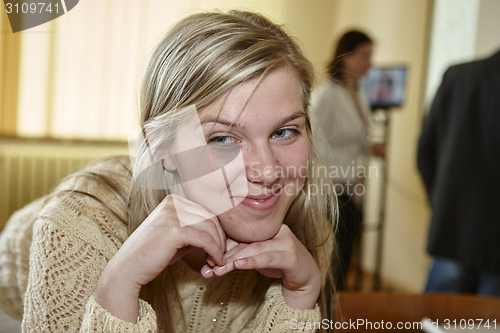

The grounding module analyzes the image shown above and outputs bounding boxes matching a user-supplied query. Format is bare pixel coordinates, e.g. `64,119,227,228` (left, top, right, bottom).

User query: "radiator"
0,139,129,230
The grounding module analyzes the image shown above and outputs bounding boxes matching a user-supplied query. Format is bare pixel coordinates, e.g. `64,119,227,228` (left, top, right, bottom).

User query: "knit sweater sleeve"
22,213,157,332
243,282,321,333
80,296,156,332
22,214,102,332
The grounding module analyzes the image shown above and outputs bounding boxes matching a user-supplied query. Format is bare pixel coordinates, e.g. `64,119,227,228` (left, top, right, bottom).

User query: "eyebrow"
276,111,306,128
200,116,243,128
200,111,306,130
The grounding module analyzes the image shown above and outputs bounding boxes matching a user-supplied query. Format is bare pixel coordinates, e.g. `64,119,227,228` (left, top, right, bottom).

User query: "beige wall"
282,0,338,84
476,0,500,58
195,0,339,83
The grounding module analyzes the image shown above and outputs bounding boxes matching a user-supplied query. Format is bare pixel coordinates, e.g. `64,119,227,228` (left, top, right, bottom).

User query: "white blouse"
310,80,371,184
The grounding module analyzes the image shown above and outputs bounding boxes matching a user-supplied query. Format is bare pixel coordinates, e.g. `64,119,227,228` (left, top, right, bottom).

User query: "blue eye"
272,128,299,140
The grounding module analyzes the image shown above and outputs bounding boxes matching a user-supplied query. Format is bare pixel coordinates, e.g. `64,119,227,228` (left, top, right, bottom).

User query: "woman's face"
169,65,310,243
342,42,373,77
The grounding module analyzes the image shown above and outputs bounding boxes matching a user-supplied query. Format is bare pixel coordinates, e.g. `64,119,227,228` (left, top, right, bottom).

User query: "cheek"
342,56,354,71
284,140,310,182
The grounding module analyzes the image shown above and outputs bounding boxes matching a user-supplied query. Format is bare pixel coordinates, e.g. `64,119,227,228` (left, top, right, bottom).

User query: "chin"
220,215,283,243
227,229,279,243
217,193,295,243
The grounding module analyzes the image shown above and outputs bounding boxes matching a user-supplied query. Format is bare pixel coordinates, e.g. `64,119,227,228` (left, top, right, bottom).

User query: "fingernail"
234,258,246,267
213,265,226,274
201,265,213,277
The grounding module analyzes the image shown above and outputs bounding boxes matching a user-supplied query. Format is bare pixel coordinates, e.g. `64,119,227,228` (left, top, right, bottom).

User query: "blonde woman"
0,10,336,332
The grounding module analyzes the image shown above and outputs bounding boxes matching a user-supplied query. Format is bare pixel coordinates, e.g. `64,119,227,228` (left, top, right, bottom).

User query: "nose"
245,142,280,186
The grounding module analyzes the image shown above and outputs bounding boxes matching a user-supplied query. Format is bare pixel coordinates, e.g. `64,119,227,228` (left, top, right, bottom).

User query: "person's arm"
22,218,158,332
357,89,386,159
211,224,323,332
0,197,45,321
241,282,321,333
21,194,159,332
80,295,157,332
92,194,226,324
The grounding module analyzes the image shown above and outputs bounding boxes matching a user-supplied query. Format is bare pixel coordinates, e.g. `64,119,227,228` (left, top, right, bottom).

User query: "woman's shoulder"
52,155,131,208
53,155,132,194
35,155,133,257
83,155,132,174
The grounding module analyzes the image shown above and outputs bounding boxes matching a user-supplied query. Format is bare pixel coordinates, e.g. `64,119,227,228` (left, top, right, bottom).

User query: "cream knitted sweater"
0,156,324,332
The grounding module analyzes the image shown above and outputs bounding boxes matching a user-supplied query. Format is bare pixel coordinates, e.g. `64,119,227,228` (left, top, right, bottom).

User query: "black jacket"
418,49,500,274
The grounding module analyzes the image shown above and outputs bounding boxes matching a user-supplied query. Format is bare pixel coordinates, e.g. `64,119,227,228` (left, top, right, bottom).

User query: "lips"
238,187,282,211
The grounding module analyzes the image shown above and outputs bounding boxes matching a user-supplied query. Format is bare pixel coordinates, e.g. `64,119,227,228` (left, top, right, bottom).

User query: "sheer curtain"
16,0,207,140
13,0,313,140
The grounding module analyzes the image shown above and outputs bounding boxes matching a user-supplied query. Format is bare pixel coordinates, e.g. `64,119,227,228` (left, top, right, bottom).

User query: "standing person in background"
418,49,500,296
310,30,385,290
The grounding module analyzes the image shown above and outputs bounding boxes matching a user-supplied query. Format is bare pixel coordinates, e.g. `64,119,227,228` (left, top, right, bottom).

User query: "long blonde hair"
127,10,337,332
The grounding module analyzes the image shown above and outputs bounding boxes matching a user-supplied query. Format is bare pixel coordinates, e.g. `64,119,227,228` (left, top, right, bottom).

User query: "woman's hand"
207,224,321,310
95,194,226,323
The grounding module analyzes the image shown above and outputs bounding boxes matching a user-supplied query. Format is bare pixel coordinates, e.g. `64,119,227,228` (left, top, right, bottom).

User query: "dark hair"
326,30,372,80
